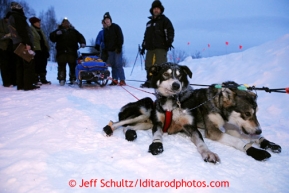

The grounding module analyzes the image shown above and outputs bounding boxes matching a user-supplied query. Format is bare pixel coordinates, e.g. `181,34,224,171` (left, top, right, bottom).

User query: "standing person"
94,20,108,62
49,18,86,85
140,0,175,88
29,16,51,85
8,2,39,91
103,12,126,86
0,12,16,87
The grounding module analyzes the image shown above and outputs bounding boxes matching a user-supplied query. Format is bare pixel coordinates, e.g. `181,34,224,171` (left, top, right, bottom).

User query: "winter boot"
140,80,151,88
140,73,152,88
58,71,66,86
67,72,77,84
67,78,77,85
59,80,66,86
119,80,126,86
109,79,118,86
35,74,42,86
40,73,51,85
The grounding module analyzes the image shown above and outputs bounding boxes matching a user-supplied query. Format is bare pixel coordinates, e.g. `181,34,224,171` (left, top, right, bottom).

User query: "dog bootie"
148,142,164,155
103,125,113,136
246,147,271,161
125,129,137,141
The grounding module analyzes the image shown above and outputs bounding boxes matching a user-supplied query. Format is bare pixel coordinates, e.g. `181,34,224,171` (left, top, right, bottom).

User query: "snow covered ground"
0,34,288,193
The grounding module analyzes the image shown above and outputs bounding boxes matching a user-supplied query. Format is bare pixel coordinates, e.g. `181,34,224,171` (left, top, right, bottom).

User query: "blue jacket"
95,29,105,50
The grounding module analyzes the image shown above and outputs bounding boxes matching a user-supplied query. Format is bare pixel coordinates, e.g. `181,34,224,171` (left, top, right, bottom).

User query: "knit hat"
10,2,23,10
61,17,70,24
103,12,112,21
150,0,165,15
29,17,41,24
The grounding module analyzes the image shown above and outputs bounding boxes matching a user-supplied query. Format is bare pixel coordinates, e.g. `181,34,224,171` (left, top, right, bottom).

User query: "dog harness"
163,111,172,132
156,93,180,133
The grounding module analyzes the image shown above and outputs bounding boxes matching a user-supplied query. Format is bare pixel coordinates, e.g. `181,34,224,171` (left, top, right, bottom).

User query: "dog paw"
202,151,221,164
103,125,113,136
148,142,163,155
246,147,271,161
125,129,137,141
260,139,282,153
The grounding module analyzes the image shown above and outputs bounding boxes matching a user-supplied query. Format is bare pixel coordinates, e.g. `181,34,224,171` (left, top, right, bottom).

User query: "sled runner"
75,53,110,88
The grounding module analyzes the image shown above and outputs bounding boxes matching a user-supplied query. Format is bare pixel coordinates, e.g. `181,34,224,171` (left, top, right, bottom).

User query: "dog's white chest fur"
162,100,175,111
158,101,193,134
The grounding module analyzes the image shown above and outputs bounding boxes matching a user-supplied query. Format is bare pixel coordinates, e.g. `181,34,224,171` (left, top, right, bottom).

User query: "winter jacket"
95,29,105,50
49,25,86,57
8,9,33,47
0,18,11,50
142,14,174,51
30,25,50,51
103,23,123,52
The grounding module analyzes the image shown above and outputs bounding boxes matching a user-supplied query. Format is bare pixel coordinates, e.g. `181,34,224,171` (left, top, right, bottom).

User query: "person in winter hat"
140,0,175,88
8,2,40,91
10,2,23,10
0,11,16,87
102,12,126,86
49,18,86,85
29,16,51,85
103,12,112,22
149,0,165,15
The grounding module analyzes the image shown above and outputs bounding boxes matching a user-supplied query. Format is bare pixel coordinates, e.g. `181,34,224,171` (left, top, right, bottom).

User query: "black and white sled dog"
148,62,221,163
103,62,220,163
103,97,154,141
191,81,281,161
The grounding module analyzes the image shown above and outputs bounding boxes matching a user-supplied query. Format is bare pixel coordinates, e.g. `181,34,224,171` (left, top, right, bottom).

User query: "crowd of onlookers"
0,0,175,90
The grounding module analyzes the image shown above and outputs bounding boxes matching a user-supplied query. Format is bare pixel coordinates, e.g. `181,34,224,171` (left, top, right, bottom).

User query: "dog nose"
255,128,262,135
172,82,180,90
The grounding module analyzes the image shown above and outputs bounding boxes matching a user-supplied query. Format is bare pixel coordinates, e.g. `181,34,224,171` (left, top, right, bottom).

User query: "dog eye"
245,112,251,117
163,72,170,78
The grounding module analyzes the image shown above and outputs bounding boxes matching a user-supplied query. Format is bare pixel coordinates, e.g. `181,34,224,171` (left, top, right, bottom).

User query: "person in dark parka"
8,2,39,91
50,18,86,85
103,12,126,86
140,0,175,88
0,11,16,87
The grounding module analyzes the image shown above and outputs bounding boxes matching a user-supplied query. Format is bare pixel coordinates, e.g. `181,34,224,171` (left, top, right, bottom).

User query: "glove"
115,47,122,54
56,30,62,35
140,47,145,55
80,44,86,48
169,45,175,50
94,44,100,51
166,40,174,50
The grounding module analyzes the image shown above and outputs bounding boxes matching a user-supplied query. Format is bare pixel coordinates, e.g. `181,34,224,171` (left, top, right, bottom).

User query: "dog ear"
248,91,257,100
180,65,193,78
221,88,235,107
149,65,160,76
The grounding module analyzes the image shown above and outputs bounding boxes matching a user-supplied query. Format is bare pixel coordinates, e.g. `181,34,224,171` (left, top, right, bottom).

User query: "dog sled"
75,53,110,88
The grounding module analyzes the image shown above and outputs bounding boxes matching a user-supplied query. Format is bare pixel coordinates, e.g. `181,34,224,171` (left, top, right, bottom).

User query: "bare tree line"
1,0,58,61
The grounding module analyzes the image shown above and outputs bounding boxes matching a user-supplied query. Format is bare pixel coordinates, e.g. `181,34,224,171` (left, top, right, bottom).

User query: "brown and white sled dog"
191,81,281,161
148,62,220,163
